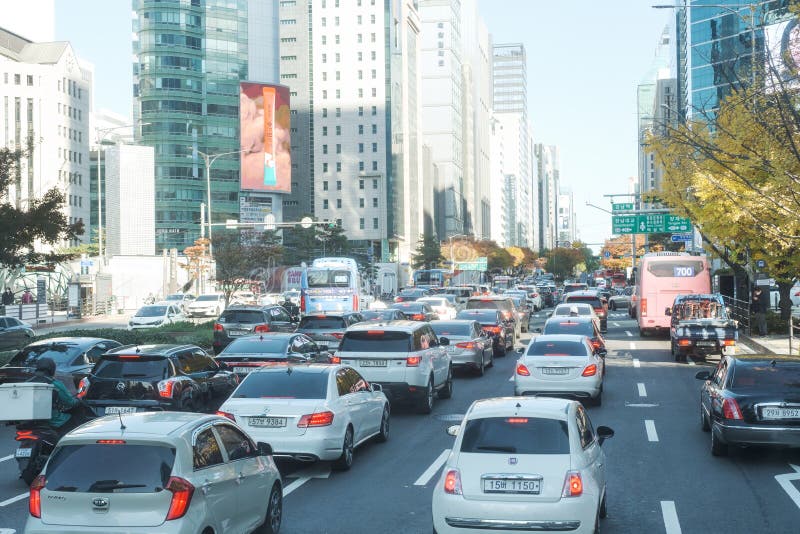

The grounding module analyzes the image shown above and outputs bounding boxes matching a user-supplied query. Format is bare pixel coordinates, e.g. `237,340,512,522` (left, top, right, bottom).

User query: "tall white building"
489,116,507,246
104,144,155,256
0,27,93,246
535,143,559,250
557,187,576,245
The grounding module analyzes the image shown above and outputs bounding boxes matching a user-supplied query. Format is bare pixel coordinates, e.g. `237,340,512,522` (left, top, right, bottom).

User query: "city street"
2,311,800,533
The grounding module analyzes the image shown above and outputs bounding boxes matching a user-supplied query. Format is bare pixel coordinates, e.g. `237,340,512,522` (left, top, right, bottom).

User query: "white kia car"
432,397,614,534
128,304,185,330
186,293,225,317
514,334,605,406
217,364,390,470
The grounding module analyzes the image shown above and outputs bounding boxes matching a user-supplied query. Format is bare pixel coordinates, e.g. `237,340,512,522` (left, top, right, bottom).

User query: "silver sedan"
431,320,494,376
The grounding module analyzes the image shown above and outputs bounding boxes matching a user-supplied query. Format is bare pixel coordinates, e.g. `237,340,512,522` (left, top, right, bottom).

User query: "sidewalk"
28,312,129,332
739,333,800,356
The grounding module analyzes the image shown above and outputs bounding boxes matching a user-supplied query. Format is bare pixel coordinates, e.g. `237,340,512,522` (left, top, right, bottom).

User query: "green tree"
411,234,444,269
0,145,83,268
212,233,258,306
544,247,583,282
317,222,349,256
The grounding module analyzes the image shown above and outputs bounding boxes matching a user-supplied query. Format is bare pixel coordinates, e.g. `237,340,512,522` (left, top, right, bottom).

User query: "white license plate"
360,359,388,367
483,478,541,494
234,366,256,374
762,407,800,420
541,367,569,375
696,341,717,347
105,406,137,414
229,330,248,336
249,417,287,428
15,448,32,458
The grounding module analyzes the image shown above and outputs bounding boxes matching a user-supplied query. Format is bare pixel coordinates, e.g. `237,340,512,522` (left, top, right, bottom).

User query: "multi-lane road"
1,310,799,533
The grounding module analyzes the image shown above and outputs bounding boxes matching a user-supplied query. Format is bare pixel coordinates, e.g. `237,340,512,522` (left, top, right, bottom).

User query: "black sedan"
390,302,438,322
0,337,122,393
0,316,34,351
215,333,332,379
455,309,514,357
696,354,800,456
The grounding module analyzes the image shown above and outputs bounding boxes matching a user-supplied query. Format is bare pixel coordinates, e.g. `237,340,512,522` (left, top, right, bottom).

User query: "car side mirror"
596,348,607,357
257,442,273,456
516,347,525,353
371,383,383,393
695,371,711,381
596,426,614,445
665,307,672,316
533,327,542,333
439,336,450,346
446,425,460,437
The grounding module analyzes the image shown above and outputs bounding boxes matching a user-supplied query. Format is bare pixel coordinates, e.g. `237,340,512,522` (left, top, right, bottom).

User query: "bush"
32,323,215,351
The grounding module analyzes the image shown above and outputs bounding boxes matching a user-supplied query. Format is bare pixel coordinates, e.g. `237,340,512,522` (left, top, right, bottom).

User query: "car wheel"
610,302,616,311
487,350,494,368
417,377,435,414
333,426,355,470
590,392,602,407
438,367,453,399
255,482,282,534
475,354,485,377
710,426,728,456
376,406,390,442
599,491,607,518
700,404,710,432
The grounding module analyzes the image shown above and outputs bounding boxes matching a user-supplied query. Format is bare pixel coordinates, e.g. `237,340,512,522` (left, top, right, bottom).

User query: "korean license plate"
15,448,32,458
105,406,137,415
483,478,540,494
360,359,388,367
762,407,800,420
248,417,287,428
229,330,248,336
541,367,569,375
233,367,256,374
696,341,717,347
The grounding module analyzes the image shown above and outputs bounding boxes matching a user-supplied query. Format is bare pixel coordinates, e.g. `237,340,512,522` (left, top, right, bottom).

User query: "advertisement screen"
240,82,291,193
765,20,800,93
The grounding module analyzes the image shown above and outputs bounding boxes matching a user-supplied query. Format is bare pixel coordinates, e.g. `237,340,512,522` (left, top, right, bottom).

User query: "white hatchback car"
432,397,614,534
128,304,186,330
218,364,390,470
514,335,605,406
25,412,283,534
186,293,225,318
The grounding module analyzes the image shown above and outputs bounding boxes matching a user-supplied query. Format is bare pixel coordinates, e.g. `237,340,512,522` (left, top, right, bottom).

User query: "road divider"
660,500,682,534
414,449,450,486
645,420,659,442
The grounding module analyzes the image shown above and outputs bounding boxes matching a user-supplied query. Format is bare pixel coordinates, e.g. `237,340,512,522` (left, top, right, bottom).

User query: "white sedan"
418,297,458,320
432,396,614,534
217,364,390,470
127,304,185,330
186,293,225,317
514,334,605,406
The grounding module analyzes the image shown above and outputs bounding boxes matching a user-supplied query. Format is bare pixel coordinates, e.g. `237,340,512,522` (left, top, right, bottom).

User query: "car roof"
24,337,116,347
731,354,800,364
230,332,296,340
468,295,509,300
565,290,600,297
673,294,723,302
467,396,575,420
347,320,424,333
555,302,593,309
223,305,270,311
62,412,224,440
105,344,198,356
430,320,478,327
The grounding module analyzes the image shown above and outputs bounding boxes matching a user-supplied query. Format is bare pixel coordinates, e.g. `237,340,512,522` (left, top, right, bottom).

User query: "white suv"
334,321,453,413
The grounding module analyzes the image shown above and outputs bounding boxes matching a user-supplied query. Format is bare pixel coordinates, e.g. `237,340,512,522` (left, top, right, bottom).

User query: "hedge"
31,321,216,351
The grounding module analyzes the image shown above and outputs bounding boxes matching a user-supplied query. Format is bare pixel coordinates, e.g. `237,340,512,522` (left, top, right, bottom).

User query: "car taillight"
329,355,341,364
406,355,422,366
300,294,306,312
15,430,37,441
723,339,735,347
331,332,344,339
158,378,180,399
30,475,45,518
591,339,601,349
213,323,224,332
165,476,195,521
582,364,598,377
254,324,271,333
484,326,501,335
216,410,235,421
594,308,605,316
411,314,425,320
455,342,475,349
394,296,402,302
297,411,335,427
76,377,90,399
516,363,530,376
640,298,647,317
722,398,743,420
96,439,126,444
562,471,583,497
677,338,692,347
443,469,462,495
353,294,359,311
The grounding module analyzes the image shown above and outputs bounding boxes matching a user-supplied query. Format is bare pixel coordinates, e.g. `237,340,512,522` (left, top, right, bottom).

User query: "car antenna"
771,359,777,367
135,346,141,353
286,366,293,375
118,412,127,431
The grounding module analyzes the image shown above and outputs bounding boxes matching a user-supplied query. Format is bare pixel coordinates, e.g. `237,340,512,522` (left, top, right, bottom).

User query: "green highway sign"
612,203,634,211
454,257,488,271
665,214,692,232
612,215,637,234
612,214,693,235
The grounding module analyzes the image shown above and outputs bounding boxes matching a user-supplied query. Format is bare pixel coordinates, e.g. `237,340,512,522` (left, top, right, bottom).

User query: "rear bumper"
514,377,602,399
449,349,485,368
716,421,800,448
371,381,425,403
25,517,202,534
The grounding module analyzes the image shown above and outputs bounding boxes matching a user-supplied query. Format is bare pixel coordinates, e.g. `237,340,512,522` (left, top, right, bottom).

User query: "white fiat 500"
514,335,606,406
432,397,614,534
217,364,390,470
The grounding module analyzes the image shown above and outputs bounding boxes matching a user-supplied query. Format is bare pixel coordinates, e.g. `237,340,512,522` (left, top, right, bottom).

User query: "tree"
411,234,444,270
600,235,645,271
543,247,583,282
283,220,319,266
316,222,349,256
212,233,259,306
180,238,211,293
0,145,83,268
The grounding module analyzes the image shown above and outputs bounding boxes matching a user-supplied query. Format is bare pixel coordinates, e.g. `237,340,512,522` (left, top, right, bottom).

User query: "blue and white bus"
300,257,363,314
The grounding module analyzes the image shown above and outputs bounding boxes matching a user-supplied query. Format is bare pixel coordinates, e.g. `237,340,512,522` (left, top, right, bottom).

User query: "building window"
371,69,377,79
322,126,328,136
358,125,364,134
372,124,377,134
322,36,327,45
359,218,365,230
358,70,363,80
371,14,376,23
323,180,329,190
371,51,376,60
372,161,378,171
336,180,342,190
359,198,365,208
358,34,363,43
335,53,340,62
358,143,364,153
358,15,363,24
358,106,364,116
371,88,377,97
372,142,377,152
323,199,329,209
323,162,329,172
335,125,341,135
358,51,363,61
337,199,342,208
373,197,378,208
322,89,328,99
373,218,379,229
26,75,33,86
335,35,340,44
336,107,341,117
359,179,365,190
322,72,328,81
335,16,340,26
14,74,20,85
371,106,377,116
322,108,328,117
337,218,342,226
321,17,326,27
359,161,365,171
336,144,341,154
371,33,376,43
373,179,378,189
323,144,328,154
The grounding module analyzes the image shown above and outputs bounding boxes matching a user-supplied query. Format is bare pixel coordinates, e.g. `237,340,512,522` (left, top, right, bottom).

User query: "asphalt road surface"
2,310,800,533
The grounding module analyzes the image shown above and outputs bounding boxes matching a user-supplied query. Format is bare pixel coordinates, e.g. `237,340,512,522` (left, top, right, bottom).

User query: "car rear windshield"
9,344,83,366
565,296,602,308
195,295,221,302
553,305,592,316
45,443,176,493
431,323,473,337
135,306,166,317
460,417,570,455
339,331,412,352
564,284,588,293
307,269,351,288
466,300,506,310
730,364,800,389
527,340,587,356
646,260,706,278
219,310,265,324
218,338,288,355
298,316,347,329
233,371,328,399
456,311,498,323
543,321,593,336
361,310,396,321
392,303,425,312
94,357,172,379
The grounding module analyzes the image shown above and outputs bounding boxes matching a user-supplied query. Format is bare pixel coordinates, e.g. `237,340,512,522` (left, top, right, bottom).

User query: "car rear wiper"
476,445,517,453
121,373,150,378
89,482,147,491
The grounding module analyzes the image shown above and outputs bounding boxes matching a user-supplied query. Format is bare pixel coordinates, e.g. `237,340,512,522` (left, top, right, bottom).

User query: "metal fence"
722,294,751,335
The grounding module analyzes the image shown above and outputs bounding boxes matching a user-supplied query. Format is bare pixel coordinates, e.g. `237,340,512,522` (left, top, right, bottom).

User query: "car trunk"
457,452,571,503
337,351,410,381
223,398,318,437
84,356,170,402
732,391,800,425
524,356,588,381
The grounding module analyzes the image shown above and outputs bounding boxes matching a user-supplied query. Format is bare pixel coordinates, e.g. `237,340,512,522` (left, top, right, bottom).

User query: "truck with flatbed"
667,293,738,362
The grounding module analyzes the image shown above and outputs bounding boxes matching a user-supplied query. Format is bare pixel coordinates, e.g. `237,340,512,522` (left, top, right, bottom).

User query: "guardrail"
722,295,751,335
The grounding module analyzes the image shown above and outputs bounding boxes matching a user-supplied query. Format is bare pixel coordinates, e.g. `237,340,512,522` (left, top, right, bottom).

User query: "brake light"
593,308,604,316
443,469,462,495
117,355,140,360
213,323,224,332
157,378,180,399
394,296,402,302
353,294,359,311
591,339,601,349
165,476,195,520
406,355,422,366
411,314,425,320
216,410,236,421
331,332,344,339
640,298,648,317
483,326,501,335
30,475,45,518
329,355,341,364
677,339,692,347
722,398,743,420
96,440,126,444
297,411,335,427
15,430,36,441
76,377,90,399
582,364,598,377
562,471,583,497
516,363,530,376
455,342,475,349
723,339,736,347
254,324,271,333
300,294,306,312
506,418,529,424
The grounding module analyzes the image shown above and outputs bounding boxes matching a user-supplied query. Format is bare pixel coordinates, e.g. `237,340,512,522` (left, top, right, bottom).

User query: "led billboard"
240,82,291,193
764,19,800,93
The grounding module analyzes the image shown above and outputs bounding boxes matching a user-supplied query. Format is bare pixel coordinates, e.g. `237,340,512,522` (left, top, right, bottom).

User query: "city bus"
635,252,710,336
300,257,363,314
412,269,451,288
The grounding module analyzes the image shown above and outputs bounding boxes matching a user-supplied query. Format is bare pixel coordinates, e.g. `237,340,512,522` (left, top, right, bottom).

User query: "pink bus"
635,252,711,336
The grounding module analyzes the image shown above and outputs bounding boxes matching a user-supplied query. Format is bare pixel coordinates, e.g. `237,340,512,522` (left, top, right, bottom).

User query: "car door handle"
236,473,245,485
597,462,604,467
201,482,211,495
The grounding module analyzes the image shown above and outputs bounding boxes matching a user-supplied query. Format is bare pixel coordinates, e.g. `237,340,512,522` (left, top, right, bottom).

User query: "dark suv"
465,296,519,341
296,312,364,349
563,290,608,332
78,344,238,415
213,305,296,354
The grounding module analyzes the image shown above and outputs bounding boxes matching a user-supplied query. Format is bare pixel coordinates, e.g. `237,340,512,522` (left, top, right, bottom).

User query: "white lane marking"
283,477,310,497
0,528,18,533
645,420,659,442
0,493,27,507
282,464,331,497
637,383,647,397
625,330,633,337
630,342,637,350
612,322,620,327
626,403,659,408
660,500,682,534
414,449,451,486
0,455,13,463
775,464,800,511
687,359,696,366
633,358,641,368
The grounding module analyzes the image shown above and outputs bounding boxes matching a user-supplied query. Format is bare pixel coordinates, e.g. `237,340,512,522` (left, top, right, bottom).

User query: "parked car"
296,312,364,349
25,412,283,534
390,301,439,322
696,354,800,456
540,317,606,358
216,333,332,379
432,397,614,534
212,305,296,354
162,292,196,312
0,337,121,392
514,334,606,406
0,316,34,351
361,309,407,322
418,296,458,320
231,290,259,306
218,364,390,470
79,344,239,415
128,304,186,330
334,321,453,413
430,320,494,376
186,293,225,317
456,309,514,357
562,291,608,333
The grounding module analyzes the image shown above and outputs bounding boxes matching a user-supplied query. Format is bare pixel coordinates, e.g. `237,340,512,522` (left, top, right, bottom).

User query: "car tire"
710,426,728,456
590,392,602,407
255,482,283,534
475,354,485,377
610,302,616,311
417,377,435,414
700,405,710,432
487,350,494,368
599,491,607,518
438,367,453,399
333,426,355,470
376,406,390,442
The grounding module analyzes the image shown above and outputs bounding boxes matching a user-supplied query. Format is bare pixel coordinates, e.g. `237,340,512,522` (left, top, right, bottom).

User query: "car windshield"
218,337,289,355
165,295,183,301
45,443,176,493
543,321,593,336
135,306,166,317
431,323,473,337
9,344,83,366
218,310,264,324
730,364,800,389
307,269,351,288
298,316,347,329
527,340,587,356
93,357,171,379
675,300,725,320
234,371,328,399
339,331,412,352
195,295,220,302
460,417,570,455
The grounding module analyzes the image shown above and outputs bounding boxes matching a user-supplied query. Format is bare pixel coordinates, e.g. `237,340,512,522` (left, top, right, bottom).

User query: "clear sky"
55,0,673,251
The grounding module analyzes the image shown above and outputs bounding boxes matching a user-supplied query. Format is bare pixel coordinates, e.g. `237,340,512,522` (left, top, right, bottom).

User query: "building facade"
104,144,156,256
557,187,576,246
535,143,559,250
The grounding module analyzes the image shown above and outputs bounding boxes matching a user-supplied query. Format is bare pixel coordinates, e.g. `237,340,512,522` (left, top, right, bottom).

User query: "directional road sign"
612,215,637,234
664,215,692,232
603,251,611,258
612,203,634,211
455,257,488,271
671,233,693,242
612,214,692,235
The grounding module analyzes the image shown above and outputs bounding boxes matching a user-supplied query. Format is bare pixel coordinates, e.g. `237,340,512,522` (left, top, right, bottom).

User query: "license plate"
483,478,540,494
360,359,388,367
105,406,137,414
696,341,717,347
541,367,569,375
249,416,287,427
234,367,256,374
762,407,800,420
229,330,248,336
15,448,32,458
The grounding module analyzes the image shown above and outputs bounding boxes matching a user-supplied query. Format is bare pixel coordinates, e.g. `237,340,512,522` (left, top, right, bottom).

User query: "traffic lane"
0,425,28,531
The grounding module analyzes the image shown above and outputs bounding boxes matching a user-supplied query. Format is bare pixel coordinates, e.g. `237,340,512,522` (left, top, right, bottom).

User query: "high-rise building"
489,116,507,246
0,27,93,246
557,187,576,245
104,144,155,256
535,143,559,250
